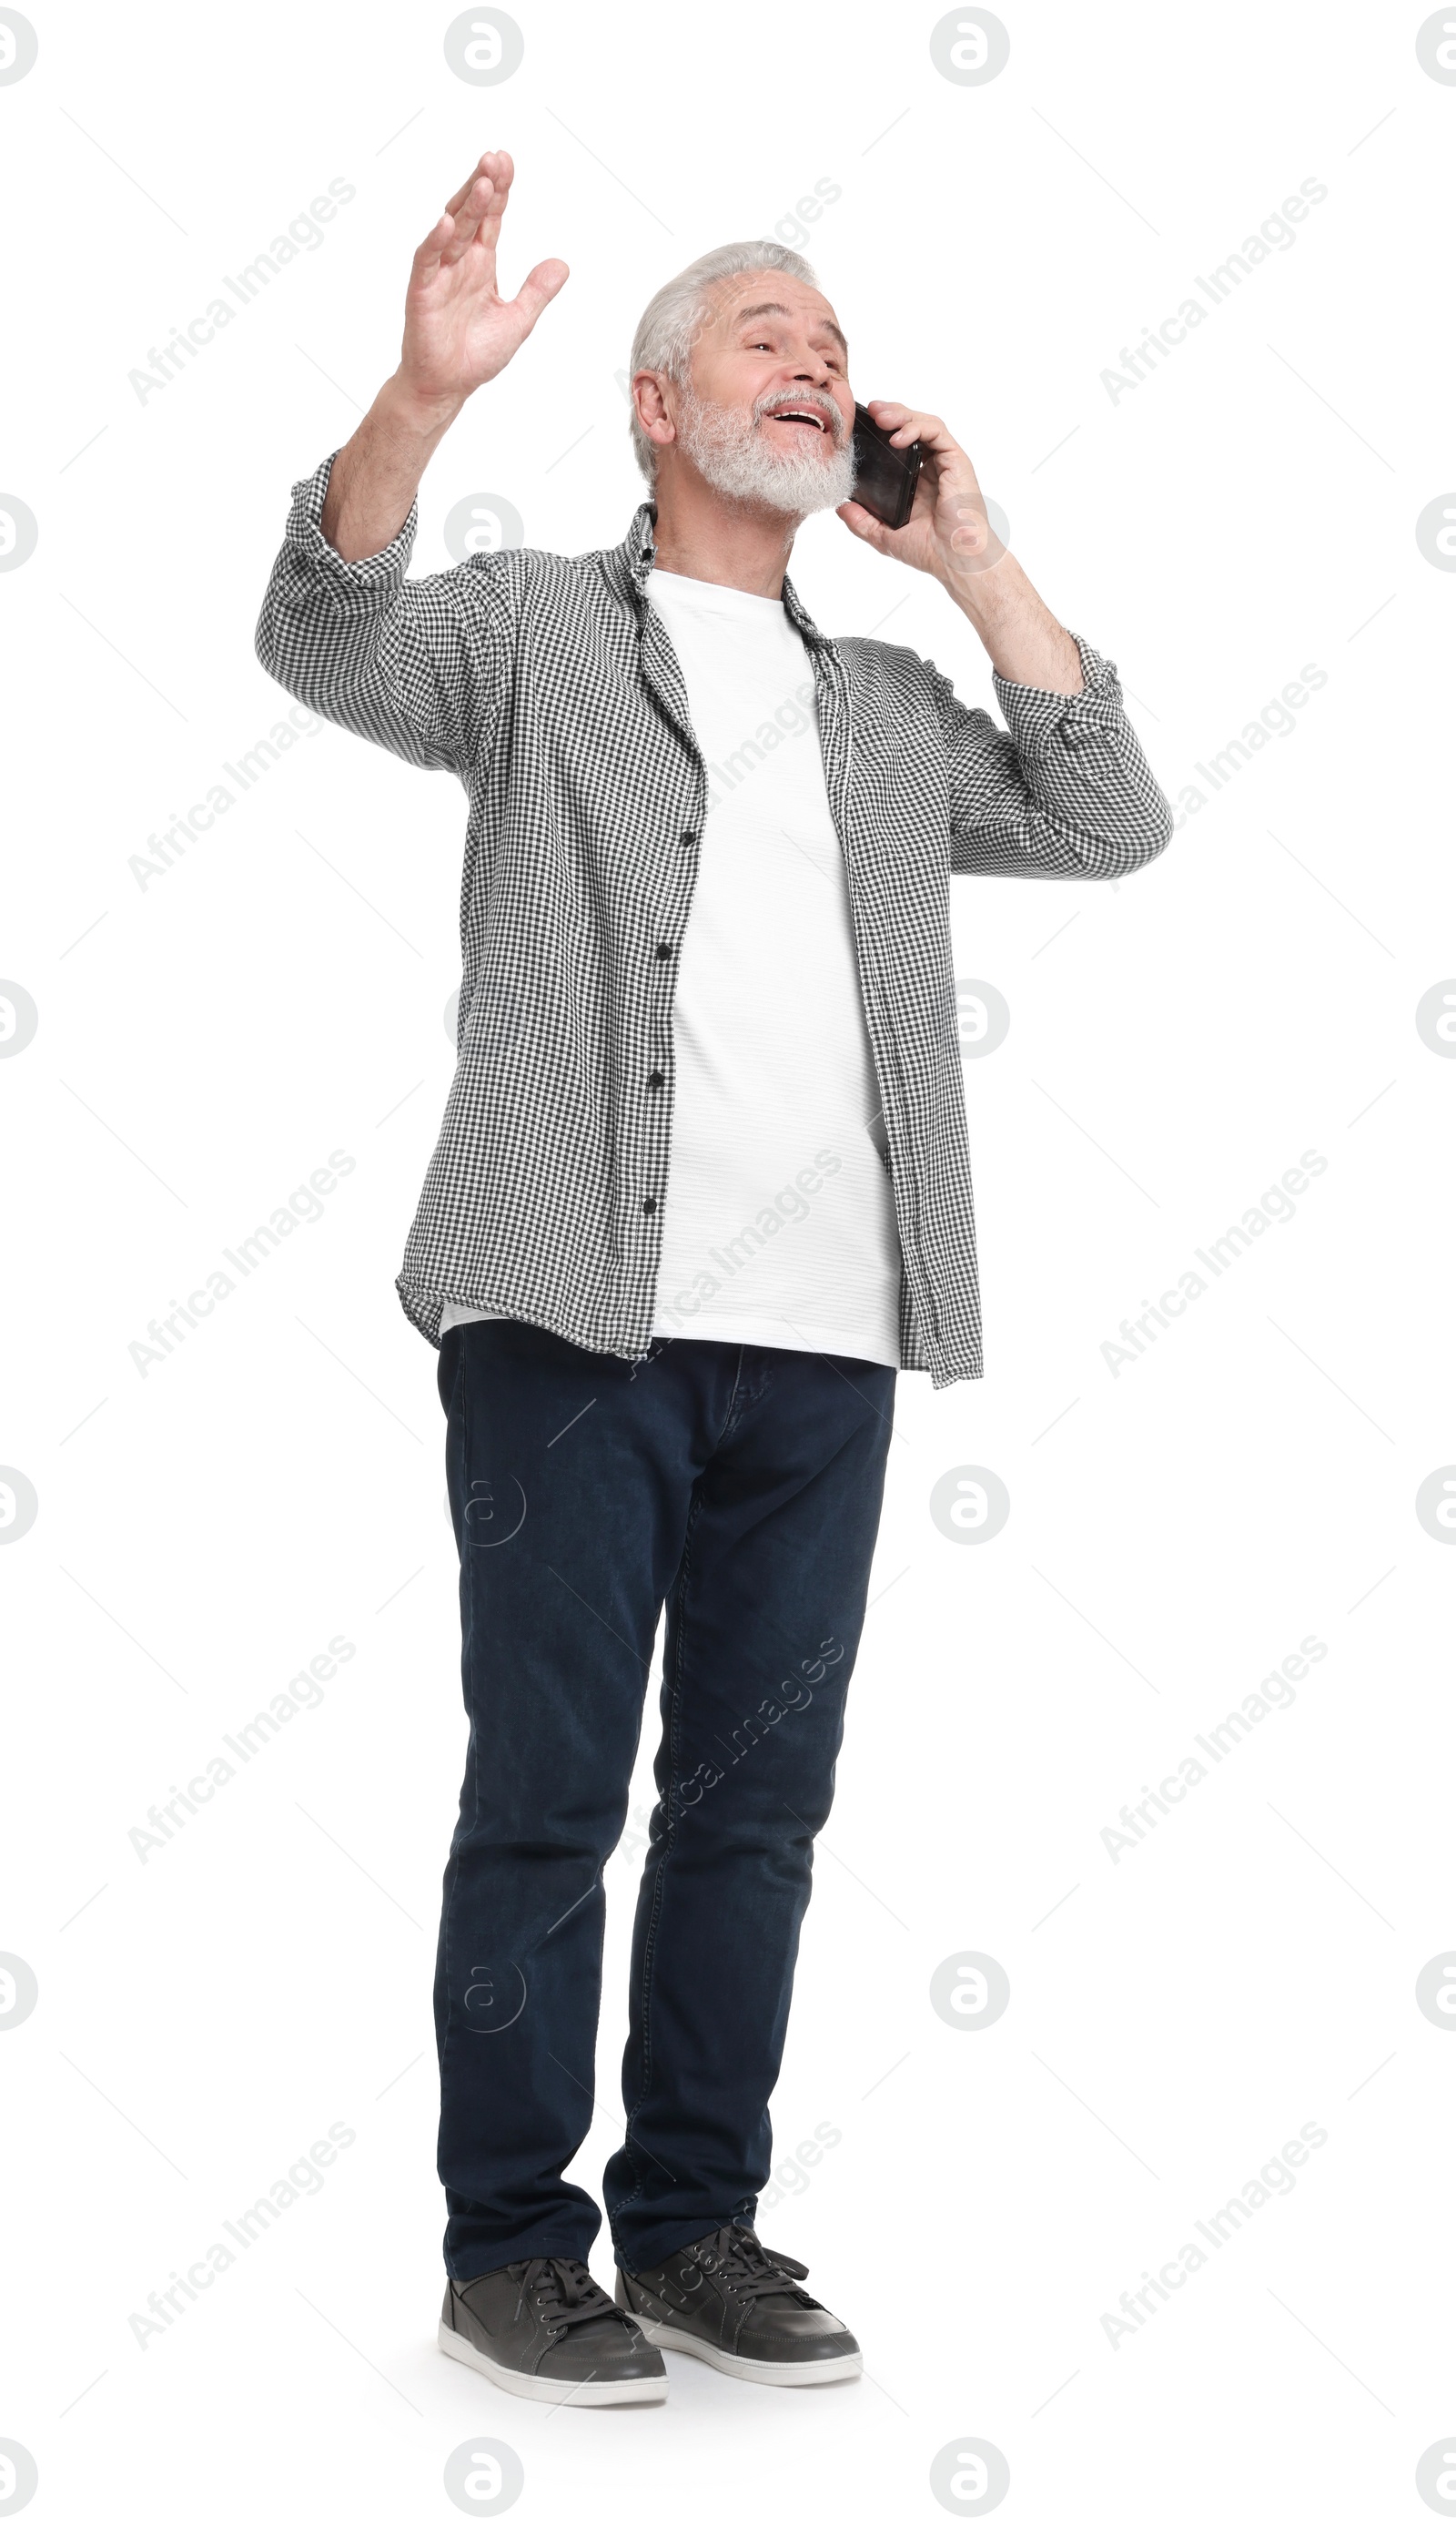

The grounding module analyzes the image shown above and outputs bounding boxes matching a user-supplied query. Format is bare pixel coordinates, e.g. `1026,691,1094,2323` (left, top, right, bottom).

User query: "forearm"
939,551,1085,697
320,371,467,562
256,445,478,774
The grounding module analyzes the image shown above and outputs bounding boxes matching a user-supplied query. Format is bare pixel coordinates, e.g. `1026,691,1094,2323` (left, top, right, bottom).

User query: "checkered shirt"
256,455,1171,1386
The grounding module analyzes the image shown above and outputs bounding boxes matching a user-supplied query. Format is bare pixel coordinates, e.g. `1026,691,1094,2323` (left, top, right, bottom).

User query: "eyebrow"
732,299,849,358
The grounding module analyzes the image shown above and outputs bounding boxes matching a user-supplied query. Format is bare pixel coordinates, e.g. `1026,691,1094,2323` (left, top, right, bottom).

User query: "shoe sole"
438,2318,667,2407
632,2315,862,2387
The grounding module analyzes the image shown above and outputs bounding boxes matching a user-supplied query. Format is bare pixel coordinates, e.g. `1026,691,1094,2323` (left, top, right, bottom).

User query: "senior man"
257,150,1171,2409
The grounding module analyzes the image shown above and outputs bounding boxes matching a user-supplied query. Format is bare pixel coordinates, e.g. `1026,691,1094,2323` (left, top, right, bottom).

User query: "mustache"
753,388,846,445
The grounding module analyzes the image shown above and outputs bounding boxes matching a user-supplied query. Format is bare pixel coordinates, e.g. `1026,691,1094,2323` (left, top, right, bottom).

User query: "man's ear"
632,370,677,454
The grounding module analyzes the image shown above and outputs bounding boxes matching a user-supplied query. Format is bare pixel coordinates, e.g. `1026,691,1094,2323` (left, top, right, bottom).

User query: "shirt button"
654,941,672,959
679,830,698,847
646,1070,664,1090
642,1196,658,1214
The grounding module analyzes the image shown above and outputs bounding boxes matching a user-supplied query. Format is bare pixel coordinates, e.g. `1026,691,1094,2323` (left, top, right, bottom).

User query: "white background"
4,1,1454,2519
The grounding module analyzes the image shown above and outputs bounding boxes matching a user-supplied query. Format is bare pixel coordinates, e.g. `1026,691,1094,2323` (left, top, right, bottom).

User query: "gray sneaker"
616,2222,862,2386
440,2256,667,2407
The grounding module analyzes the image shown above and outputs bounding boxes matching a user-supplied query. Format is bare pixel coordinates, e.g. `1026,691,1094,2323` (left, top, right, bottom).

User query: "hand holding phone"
840,401,1011,603
849,402,925,531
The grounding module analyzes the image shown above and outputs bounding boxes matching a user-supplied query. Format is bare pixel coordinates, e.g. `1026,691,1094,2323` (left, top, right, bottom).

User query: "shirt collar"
614,502,832,650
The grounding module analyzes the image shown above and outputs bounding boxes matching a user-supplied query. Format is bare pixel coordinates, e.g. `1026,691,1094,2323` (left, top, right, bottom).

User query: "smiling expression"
653,270,856,464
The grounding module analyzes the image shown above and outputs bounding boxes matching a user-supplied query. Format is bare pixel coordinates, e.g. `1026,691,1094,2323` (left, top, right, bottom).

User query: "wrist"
937,553,1014,634
936,553,1085,694
376,369,468,445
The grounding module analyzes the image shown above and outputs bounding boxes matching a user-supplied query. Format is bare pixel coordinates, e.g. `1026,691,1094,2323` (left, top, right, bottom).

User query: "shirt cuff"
991,634,1128,753
284,451,420,603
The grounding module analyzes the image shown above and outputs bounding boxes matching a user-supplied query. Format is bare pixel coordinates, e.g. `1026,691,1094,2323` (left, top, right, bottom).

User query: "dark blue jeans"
433,1318,895,2277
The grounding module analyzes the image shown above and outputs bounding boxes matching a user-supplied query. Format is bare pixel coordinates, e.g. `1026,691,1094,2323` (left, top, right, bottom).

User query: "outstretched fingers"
471,148,514,257
437,176,494,267
443,148,512,219
440,149,513,260
410,210,454,289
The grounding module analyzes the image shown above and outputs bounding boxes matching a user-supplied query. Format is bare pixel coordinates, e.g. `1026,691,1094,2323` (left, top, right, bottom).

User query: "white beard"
675,388,857,518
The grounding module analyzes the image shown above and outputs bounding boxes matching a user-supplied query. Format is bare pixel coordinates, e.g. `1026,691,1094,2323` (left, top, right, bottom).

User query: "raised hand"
320,153,567,563
397,150,569,422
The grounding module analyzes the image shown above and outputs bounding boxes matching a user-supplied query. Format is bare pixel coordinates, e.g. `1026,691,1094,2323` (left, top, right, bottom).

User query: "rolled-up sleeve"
930,633,1173,880
254,451,510,779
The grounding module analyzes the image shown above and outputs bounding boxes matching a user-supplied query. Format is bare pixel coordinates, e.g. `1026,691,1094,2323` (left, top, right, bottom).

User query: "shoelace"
511,2256,631,2335
690,2224,814,2307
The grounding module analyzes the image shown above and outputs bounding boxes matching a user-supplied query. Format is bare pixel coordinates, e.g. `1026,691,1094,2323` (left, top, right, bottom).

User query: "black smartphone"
850,402,924,530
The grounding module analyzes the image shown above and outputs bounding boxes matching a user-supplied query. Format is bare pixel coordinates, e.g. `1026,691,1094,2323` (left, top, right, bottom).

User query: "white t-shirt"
440,565,903,1366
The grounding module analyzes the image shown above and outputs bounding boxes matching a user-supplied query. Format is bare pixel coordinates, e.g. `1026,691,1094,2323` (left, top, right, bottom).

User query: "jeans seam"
439,1334,471,2145
717,1343,747,1447
615,1483,703,2220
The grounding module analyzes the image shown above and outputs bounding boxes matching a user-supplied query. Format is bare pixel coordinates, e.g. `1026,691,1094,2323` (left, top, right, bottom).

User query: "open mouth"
765,405,831,435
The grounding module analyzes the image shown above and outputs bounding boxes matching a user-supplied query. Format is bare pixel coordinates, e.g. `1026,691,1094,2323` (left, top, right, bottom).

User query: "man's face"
650,272,859,517
692,272,854,448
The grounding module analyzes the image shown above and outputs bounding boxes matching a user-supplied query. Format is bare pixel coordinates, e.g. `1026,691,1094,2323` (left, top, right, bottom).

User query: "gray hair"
627,239,819,487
